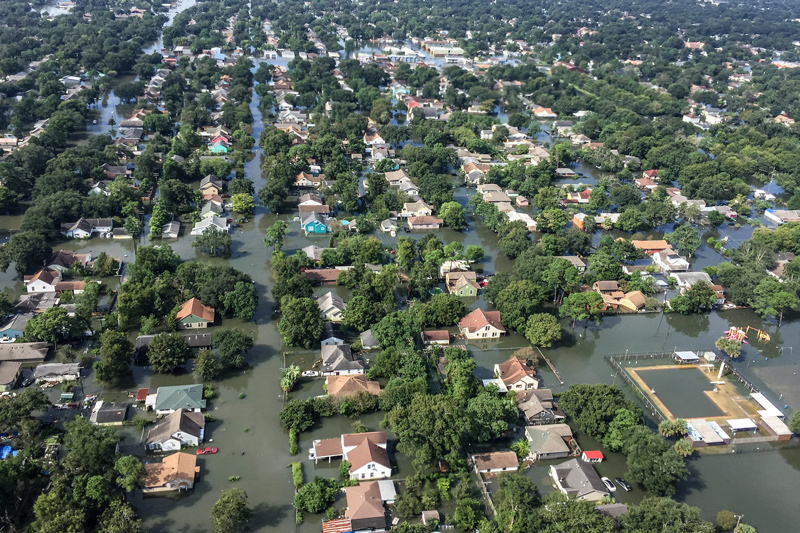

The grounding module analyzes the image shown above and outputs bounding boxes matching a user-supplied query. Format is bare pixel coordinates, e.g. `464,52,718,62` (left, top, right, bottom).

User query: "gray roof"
360,329,378,349
0,342,49,362
317,292,345,313
0,361,21,387
154,384,207,412
321,344,363,373
32,363,81,380
322,322,342,341
91,402,129,424
526,424,572,455
0,312,33,333
596,503,628,519
146,408,205,445
551,458,608,499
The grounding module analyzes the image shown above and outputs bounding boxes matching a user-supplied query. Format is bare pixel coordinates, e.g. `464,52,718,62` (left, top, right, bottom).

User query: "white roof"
481,378,508,393
674,351,699,361
686,419,724,444
751,392,783,418
761,416,792,436
726,418,757,431
377,480,397,502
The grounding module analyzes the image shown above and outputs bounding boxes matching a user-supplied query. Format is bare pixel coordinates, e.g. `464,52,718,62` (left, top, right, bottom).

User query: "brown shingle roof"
326,375,381,397
496,356,536,386
422,330,450,342
347,439,390,472
144,452,198,488
472,451,518,471
176,298,215,322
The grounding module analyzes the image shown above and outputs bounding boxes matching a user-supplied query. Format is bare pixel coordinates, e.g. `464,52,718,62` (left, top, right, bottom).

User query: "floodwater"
4,16,800,533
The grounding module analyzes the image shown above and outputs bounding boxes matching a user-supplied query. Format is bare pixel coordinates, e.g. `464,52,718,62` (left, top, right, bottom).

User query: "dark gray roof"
551,458,608,499
146,408,205,445
321,344,363,373
92,402,129,424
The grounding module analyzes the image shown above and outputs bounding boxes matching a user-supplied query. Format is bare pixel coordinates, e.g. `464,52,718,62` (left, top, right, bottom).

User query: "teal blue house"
0,313,32,341
301,213,330,235
209,142,228,154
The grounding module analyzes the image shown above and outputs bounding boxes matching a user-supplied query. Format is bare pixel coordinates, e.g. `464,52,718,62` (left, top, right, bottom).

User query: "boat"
302,370,319,378
196,447,218,455
601,477,616,492
92,119,97,125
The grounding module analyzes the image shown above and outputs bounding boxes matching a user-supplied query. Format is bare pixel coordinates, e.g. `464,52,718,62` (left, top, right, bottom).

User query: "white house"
495,356,539,390
310,432,391,480
458,308,505,340
145,409,205,451
652,249,690,272
671,272,713,292
61,218,113,238
316,292,346,322
191,215,230,235
471,451,519,474
25,269,61,293
320,344,364,375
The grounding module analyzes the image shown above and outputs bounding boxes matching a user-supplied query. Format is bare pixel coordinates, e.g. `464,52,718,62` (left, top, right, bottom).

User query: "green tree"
147,332,192,373
223,281,259,321
542,258,580,303
559,291,604,328
620,497,714,532
602,408,642,452
453,498,482,531
264,220,289,251
496,280,547,332
524,313,562,347
114,455,146,492
280,400,314,432
466,387,517,442
536,208,570,233
293,476,340,514
193,228,232,257
717,510,738,531
493,473,541,533
715,337,742,358
786,411,800,434
665,224,701,256
211,488,253,533
341,294,380,331
373,311,418,348
439,201,467,230
464,245,485,262
588,250,624,281
278,296,323,348
97,501,143,533
624,426,689,496
94,330,134,385
24,306,76,344
750,277,798,327
382,393,468,470
281,364,301,392
193,348,220,380
231,193,255,215
669,281,716,314
0,231,52,277
560,384,639,440
213,330,254,369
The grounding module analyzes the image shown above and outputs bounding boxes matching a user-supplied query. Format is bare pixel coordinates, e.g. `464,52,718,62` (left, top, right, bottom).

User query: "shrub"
228,476,240,482
291,462,303,489
289,428,299,455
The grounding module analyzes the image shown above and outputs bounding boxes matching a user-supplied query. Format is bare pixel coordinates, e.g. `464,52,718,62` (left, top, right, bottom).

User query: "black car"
615,477,632,492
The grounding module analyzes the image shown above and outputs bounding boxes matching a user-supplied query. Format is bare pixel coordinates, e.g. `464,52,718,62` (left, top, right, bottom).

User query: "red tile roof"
459,308,504,334
176,298,215,322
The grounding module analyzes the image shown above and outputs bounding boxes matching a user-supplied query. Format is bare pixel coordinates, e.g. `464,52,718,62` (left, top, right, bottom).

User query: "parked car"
196,447,218,455
615,477,632,491
601,477,616,492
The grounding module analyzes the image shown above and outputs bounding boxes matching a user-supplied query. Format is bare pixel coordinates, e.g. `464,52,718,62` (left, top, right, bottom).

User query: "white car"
601,477,617,492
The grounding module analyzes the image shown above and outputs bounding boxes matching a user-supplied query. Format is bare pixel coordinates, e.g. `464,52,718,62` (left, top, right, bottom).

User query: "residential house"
711,285,726,307
363,131,385,145
516,195,529,207
321,323,344,346
0,343,50,363
311,432,391,480
471,451,519,474
296,171,322,188
200,202,223,219
631,240,671,254
407,216,443,230
532,106,557,119
32,363,81,382
555,168,575,177
517,389,565,425
0,313,32,340
317,292,346,322
483,190,512,205
13,293,59,314
421,330,450,346
439,260,469,278
593,280,625,309
671,272,713,292
618,291,647,312
298,193,324,206
764,209,800,225
384,170,411,187
0,361,21,391
652,249,690,272
190,215,230,235
360,329,379,350
46,250,91,273
61,218,113,238
321,344,364,375
326,374,381,397
506,211,538,231
401,200,433,218
304,268,341,284
526,424,574,460
549,458,609,501
768,252,796,280
301,213,330,235
582,451,604,463
302,245,328,262
560,256,586,274
495,356,539,391
199,175,225,195
176,298,215,329
143,452,199,493
298,203,330,216
88,180,113,196
342,482,390,531
634,177,658,191
562,188,591,204
90,401,128,425
145,409,205,451
398,180,420,198
380,219,398,234
458,309,505,339
161,221,181,239
149,384,207,414
24,269,61,293
446,271,480,297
